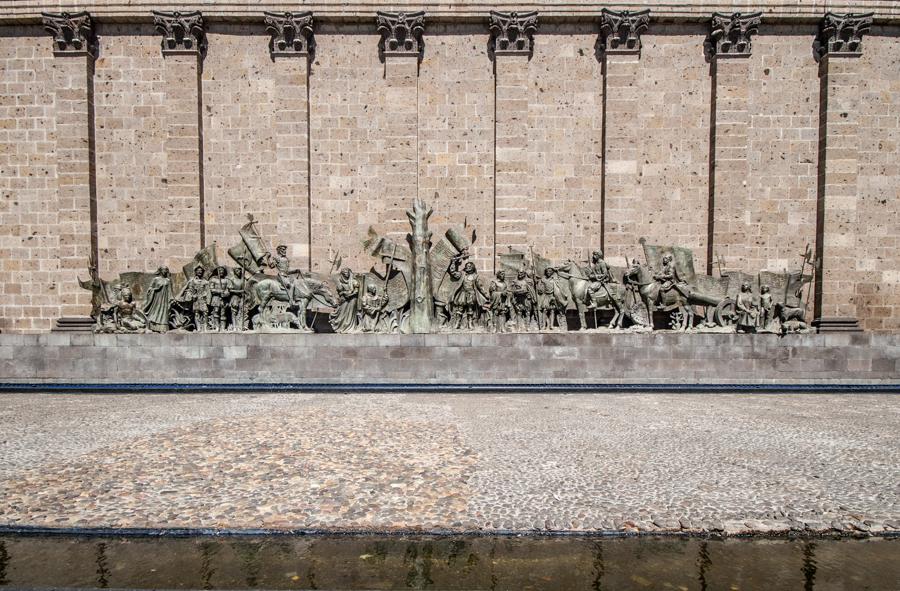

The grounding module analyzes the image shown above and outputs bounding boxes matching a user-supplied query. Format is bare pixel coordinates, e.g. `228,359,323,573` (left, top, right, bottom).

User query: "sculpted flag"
228,219,268,273
640,240,697,284
182,244,218,279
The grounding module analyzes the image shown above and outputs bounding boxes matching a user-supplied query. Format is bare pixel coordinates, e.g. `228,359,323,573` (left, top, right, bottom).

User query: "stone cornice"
3,3,900,24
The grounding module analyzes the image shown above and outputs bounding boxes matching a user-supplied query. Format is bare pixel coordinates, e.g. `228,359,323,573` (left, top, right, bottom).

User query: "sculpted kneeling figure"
330,267,360,333
360,282,389,333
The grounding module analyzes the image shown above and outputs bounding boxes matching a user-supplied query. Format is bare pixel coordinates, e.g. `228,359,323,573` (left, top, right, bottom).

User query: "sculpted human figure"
510,269,537,331
113,285,146,333
758,284,773,331
142,266,174,333
177,266,211,332
586,249,615,307
488,270,512,332
268,244,296,306
654,254,690,300
330,267,360,333
228,267,248,331
538,267,568,330
735,282,758,333
449,260,489,331
360,282,388,333
208,266,229,332
79,258,105,321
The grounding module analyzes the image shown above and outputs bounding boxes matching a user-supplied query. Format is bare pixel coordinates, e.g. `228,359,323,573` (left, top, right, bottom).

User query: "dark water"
0,534,897,590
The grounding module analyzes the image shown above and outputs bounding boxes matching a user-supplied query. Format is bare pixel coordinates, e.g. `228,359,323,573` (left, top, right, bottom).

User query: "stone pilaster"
598,9,648,262
813,12,873,332
490,11,537,266
42,12,97,321
153,11,206,259
376,12,423,240
707,13,760,274
266,11,314,270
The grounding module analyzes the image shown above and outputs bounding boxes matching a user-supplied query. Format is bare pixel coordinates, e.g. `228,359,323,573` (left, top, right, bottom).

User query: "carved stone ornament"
814,12,874,58
376,11,425,57
598,9,650,55
152,10,207,55
264,11,314,57
706,12,761,58
41,11,96,56
489,11,538,55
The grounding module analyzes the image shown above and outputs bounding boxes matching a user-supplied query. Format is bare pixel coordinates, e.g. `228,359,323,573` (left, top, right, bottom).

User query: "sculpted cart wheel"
714,298,737,327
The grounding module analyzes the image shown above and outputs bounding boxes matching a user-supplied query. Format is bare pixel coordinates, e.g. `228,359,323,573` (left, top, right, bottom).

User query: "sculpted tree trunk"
406,198,435,333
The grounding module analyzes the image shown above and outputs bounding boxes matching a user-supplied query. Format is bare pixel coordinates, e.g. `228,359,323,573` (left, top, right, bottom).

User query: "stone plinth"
1,332,897,386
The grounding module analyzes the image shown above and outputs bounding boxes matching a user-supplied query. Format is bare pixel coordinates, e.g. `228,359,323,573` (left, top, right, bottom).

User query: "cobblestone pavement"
1,393,898,536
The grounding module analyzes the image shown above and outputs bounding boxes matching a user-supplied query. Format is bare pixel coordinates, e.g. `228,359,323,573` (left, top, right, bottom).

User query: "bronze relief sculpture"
81,199,814,335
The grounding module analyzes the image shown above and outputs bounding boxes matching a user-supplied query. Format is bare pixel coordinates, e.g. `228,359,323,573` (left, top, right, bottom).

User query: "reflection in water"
0,540,8,586
0,534,896,590
233,541,262,588
802,542,817,591
590,540,604,591
404,541,435,589
198,540,218,590
696,540,712,591
95,542,109,589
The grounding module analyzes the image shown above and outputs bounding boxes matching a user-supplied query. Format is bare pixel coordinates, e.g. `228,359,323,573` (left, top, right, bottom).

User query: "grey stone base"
1,332,898,385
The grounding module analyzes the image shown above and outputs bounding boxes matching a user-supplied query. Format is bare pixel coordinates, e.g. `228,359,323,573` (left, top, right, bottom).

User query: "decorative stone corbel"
489,11,538,56
706,12,761,59
376,11,425,59
152,10,207,55
41,11,96,56
264,11,315,57
598,9,650,55
814,12,874,59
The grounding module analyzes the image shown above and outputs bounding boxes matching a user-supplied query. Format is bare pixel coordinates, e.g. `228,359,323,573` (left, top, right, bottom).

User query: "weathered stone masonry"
0,2,898,332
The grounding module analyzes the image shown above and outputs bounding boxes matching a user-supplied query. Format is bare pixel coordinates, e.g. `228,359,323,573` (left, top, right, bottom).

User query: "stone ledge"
2,2,899,24
1,333,898,385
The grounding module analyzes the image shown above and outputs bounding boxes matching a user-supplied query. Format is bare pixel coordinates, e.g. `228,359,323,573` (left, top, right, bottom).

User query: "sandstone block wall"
1,332,897,385
0,3,898,332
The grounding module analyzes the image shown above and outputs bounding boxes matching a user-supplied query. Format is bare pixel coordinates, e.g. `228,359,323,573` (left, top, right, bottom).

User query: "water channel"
0,534,896,590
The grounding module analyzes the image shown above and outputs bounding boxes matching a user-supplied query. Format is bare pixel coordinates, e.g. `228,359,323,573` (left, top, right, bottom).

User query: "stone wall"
0,4,899,332
1,332,897,385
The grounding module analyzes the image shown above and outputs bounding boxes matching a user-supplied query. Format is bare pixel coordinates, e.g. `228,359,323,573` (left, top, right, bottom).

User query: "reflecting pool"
0,534,897,590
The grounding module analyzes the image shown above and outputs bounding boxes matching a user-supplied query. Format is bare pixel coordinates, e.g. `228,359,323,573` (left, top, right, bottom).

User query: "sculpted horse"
556,260,628,330
623,263,694,331
251,274,337,331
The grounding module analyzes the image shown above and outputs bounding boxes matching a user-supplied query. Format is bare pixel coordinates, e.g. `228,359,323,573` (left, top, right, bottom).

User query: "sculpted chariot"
81,198,813,335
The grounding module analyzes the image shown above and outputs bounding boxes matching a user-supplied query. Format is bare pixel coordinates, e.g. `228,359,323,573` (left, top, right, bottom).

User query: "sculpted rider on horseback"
268,244,297,307
586,249,615,308
653,254,691,303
